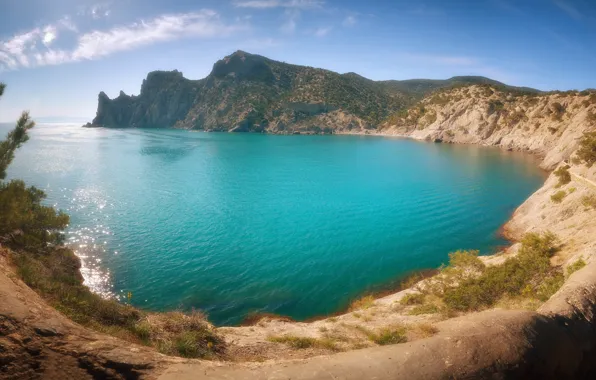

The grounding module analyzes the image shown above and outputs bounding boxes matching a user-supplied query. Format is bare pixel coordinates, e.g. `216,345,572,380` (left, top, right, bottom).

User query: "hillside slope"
380,86,596,169
85,51,535,133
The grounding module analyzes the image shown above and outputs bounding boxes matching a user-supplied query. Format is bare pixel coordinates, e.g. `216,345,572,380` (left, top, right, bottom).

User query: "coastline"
4,84,596,378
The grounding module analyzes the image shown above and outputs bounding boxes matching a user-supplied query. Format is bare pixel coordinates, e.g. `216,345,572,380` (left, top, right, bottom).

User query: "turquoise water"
3,124,545,325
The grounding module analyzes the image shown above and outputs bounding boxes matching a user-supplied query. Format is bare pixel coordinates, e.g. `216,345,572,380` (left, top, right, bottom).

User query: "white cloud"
233,0,324,9
0,10,246,71
1,29,39,69
314,27,332,37
342,15,356,27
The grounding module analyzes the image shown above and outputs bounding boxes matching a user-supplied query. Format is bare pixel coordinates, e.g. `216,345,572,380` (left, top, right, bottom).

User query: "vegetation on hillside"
576,132,596,167
553,165,572,188
402,232,564,313
0,83,225,359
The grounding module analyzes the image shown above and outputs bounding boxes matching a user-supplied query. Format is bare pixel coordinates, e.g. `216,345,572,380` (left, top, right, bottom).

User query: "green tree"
577,132,596,168
0,83,69,250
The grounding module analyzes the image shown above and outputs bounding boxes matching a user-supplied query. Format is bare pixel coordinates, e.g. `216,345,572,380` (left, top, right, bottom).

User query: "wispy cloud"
403,53,479,66
233,0,324,9
280,9,300,34
72,11,243,61
490,0,524,15
552,0,582,20
314,26,332,37
0,10,246,71
342,15,356,27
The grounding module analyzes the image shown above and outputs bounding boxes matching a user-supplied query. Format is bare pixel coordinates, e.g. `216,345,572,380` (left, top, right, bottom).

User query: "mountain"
85,51,539,133
379,76,541,97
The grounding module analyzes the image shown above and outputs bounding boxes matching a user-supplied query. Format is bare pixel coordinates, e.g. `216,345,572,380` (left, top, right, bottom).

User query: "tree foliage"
0,110,35,180
0,83,69,250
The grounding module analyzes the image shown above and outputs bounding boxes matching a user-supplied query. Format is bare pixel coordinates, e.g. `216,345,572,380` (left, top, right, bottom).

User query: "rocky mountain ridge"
85,50,537,133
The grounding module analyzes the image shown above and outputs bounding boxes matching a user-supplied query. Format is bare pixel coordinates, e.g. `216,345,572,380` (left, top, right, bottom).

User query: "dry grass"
133,311,225,358
349,295,375,311
493,295,543,311
582,194,596,209
408,303,440,316
411,323,439,338
268,335,339,351
399,293,425,306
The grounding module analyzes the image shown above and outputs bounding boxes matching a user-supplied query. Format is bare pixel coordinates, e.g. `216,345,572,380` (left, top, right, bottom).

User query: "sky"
0,0,595,122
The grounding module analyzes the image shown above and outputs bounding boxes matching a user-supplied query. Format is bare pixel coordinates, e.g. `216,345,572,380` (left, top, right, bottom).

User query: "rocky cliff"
85,51,532,133
380,85,596,170
89,70,201,129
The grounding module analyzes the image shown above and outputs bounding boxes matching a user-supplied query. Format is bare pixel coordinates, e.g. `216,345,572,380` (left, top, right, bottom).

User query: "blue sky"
0,0,595,121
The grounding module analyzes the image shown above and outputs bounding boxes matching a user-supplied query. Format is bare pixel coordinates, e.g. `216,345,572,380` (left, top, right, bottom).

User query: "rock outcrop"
84,70,201,129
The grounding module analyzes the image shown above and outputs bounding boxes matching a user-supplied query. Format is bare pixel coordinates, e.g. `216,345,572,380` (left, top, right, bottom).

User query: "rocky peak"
209,50,274,83
98,91,110,101
140,70,185,96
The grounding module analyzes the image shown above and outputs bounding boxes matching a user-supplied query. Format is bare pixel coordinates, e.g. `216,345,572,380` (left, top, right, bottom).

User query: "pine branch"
0,111,36,180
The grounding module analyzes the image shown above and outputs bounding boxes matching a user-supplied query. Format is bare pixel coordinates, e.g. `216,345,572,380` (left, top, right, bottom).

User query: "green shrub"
369,327,407,345
448,250,485,271
567,258,587,276
551,190,567,203
488,100,505,115
535,272,564,301
0,180,69,251
438,232,561,311
577,132,596,167
553,165,571,188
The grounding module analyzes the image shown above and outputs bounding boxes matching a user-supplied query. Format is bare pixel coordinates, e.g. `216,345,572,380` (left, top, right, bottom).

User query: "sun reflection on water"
68,227,115,299
63,186,117,300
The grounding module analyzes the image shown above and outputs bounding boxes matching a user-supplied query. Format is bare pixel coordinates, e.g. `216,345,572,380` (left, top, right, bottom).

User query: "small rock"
33,326,60,337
